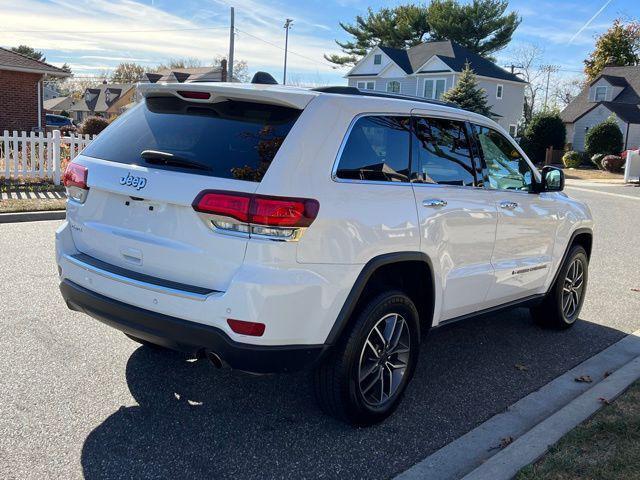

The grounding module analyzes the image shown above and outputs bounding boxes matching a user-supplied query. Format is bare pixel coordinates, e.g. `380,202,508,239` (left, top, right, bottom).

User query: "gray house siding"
348,74,524,131
476,79,525,132
571,104,626,151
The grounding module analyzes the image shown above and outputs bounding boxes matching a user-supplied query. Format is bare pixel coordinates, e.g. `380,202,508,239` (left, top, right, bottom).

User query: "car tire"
531,245,588,329
314,291,420,426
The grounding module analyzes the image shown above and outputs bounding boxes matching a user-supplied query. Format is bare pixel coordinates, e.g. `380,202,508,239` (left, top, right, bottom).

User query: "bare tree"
506,43,546,124
552,76,585,109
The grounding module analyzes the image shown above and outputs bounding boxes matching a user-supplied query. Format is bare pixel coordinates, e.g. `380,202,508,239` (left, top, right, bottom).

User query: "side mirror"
541,165,564,192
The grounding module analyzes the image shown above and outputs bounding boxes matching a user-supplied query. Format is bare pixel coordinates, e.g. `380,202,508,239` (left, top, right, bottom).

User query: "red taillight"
227,319,265,336
193,192,251,222
177,90,211,100
193,190,319,228
62,162,88,189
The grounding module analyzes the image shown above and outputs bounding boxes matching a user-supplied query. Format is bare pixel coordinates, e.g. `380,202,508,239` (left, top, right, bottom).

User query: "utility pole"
542,65,558,110
283,18,293,85
228,6,235,82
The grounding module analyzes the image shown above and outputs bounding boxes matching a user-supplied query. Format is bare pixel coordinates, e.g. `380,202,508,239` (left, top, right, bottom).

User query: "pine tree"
442,63,492,116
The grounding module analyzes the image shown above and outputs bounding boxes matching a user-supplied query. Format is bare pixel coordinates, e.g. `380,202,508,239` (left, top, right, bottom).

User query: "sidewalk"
394,330,640,480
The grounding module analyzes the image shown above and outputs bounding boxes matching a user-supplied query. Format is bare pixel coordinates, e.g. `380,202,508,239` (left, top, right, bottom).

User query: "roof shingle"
0,47,70,77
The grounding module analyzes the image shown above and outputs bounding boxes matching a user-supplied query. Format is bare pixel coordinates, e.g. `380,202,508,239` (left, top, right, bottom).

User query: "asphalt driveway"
1,183,639,479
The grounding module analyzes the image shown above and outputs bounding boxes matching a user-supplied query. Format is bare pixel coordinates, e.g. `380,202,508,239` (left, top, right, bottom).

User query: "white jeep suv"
56,81,593,425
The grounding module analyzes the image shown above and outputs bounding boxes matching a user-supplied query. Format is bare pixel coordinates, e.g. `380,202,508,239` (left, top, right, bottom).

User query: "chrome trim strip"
63,254,216,301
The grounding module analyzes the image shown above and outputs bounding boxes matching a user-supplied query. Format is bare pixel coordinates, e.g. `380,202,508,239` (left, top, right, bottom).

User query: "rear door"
471,124,558,304
410,114,498,321
68,96,302,292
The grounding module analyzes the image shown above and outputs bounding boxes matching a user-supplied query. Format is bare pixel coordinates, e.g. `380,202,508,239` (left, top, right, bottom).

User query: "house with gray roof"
346,40,526,134
560,66,640,152
69,83,136,123
0,46,70,131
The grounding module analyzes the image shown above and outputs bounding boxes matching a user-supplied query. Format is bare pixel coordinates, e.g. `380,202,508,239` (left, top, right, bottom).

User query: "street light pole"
283,18,293,85
228,7,235,82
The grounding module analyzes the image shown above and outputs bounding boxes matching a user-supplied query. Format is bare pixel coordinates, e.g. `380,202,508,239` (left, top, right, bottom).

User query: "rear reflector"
193,190,319,228
227,319,266,336
62,162,88,190
177,90,211,100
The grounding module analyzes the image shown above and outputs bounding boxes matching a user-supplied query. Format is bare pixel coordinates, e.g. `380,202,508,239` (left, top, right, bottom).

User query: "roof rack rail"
311,86,459,109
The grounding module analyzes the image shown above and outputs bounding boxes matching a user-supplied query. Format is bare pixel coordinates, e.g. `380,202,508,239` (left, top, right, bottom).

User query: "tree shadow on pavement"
81,309,625,480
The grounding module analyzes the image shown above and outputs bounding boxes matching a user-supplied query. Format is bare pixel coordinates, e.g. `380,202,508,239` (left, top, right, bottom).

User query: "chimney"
221,58,228,82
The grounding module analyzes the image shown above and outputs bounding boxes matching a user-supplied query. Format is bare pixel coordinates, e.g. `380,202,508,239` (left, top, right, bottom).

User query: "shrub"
521,112,566,163
562,151,582,168
584,117,623,156
79,116,109,136
591,153,606,169
601,154,624,173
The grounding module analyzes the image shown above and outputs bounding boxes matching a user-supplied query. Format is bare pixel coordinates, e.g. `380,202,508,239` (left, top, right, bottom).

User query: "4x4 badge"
120,173,147,190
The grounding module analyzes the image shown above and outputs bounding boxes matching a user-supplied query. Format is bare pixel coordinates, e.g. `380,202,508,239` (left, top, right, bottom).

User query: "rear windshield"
81,97,302,182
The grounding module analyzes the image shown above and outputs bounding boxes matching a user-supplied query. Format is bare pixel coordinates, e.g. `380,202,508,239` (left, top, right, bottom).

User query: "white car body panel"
56,82,594,350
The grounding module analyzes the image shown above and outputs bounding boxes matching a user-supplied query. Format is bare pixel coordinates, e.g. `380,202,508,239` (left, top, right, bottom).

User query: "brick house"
0,47,70,132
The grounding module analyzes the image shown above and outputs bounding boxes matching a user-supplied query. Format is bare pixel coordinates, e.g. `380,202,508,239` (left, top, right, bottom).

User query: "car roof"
137,82,502,132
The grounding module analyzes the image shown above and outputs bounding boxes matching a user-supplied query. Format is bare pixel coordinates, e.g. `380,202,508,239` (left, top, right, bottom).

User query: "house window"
508,124,517,137
357,81,375,90
373,54,382,65
387,81,401,93
496,84,504,99
594,86,607,101
424,79,446,99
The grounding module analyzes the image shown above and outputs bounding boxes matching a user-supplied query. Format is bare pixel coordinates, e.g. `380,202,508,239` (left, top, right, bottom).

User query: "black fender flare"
547,227,593,294
324,252,435,345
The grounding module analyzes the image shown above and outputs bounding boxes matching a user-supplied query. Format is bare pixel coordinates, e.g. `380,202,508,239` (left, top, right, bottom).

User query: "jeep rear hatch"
68,91,305,292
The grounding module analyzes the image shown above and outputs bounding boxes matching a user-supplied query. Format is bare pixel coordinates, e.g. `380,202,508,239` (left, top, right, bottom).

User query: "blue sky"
0,0,637,84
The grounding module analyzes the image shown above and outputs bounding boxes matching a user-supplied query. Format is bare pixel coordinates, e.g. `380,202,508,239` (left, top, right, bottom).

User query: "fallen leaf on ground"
499,436,514,448
515,364,528,371
631,288,640,292
604,370,613,378
598,397,611,405
575,375,593,383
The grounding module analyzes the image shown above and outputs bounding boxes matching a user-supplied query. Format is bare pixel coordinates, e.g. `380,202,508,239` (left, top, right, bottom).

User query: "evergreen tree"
442,63,492,116
11,45,45,61
325,0,520,67
584,19,640,81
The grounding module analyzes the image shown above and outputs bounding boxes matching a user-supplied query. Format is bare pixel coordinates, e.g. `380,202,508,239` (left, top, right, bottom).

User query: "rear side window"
336,116,411,182
411,117,475,186
81,97,301,182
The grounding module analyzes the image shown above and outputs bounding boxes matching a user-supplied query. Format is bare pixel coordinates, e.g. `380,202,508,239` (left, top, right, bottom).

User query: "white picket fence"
0,130,96,184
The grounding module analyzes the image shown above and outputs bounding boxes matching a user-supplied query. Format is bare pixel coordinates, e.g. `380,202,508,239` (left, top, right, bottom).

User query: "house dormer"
84,89,99,104
589,75,627,102
104,88,122,105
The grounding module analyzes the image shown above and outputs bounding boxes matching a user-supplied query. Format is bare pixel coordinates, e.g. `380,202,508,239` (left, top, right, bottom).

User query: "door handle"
499,201,519,210
422,199,447,208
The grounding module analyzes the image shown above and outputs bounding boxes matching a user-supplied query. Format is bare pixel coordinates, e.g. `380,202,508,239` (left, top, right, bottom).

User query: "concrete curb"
463,355,640,480
394,330,640,480
0,210,65,224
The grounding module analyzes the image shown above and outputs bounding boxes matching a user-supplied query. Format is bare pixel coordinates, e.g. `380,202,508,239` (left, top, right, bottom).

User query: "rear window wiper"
141,150,211,171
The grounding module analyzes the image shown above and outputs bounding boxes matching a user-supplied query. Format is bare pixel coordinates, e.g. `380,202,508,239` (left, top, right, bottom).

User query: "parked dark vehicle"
46,114,76,131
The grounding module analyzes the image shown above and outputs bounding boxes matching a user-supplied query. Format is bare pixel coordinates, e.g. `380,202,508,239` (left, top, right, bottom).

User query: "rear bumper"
60,279,329,374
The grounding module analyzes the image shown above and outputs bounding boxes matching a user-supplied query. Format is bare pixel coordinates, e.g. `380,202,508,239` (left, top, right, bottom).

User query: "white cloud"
0,0,344,79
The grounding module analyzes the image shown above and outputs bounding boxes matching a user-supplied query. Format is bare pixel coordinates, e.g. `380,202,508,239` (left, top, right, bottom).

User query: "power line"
234,27,335,70
0,26,227,34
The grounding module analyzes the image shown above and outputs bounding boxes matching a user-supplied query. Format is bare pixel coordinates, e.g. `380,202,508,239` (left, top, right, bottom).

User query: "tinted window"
411,117,475,186
336,116,411,182
81,97,301,181
474,125,533,191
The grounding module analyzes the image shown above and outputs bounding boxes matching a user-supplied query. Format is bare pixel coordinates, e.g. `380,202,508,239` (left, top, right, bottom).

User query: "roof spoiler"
137,82,314,110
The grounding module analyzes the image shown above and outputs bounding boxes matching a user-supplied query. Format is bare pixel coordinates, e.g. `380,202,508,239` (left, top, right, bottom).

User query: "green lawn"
517,381,640,480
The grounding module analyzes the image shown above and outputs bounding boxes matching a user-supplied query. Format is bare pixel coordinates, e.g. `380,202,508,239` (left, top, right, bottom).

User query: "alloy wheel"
357,313,411,407
562,258,584,320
